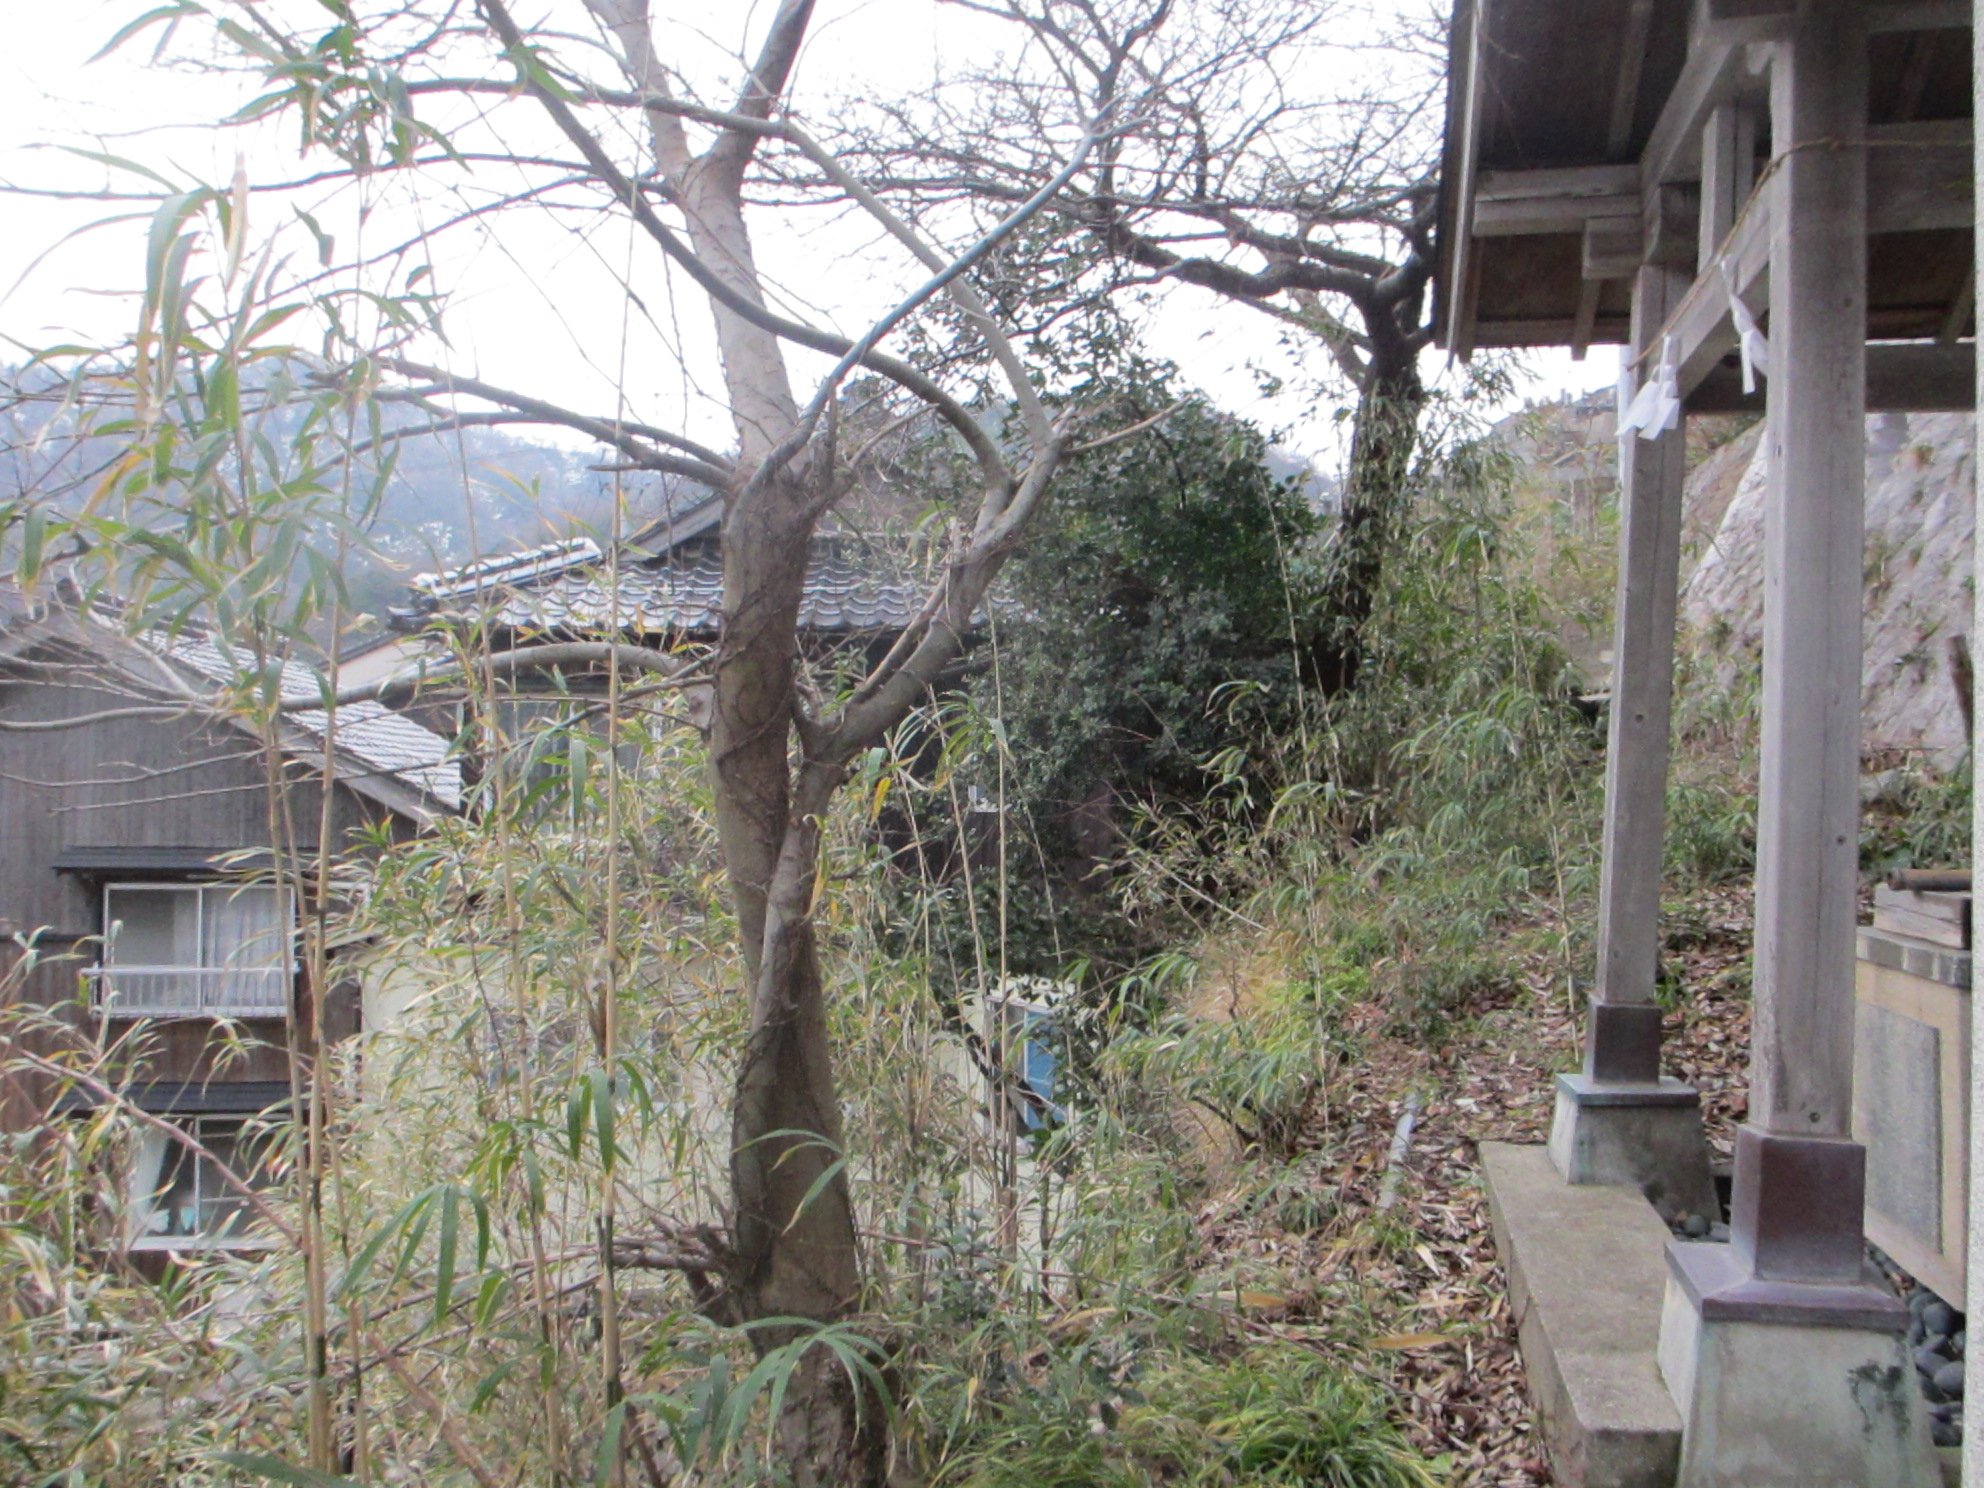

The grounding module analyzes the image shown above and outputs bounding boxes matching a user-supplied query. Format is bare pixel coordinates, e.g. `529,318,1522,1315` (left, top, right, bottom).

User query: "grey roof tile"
165,635,461,810
406,534,928,640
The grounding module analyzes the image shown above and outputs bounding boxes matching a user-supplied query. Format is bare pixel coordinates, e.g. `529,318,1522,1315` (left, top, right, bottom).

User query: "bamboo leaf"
472,1270,509,1330
214,1451,358,1487
590,1066,614,1175
50,145,178,192
433,1185,460,1325
566,1077,588,1160
783,1156,846,1235
593,1401,628,1486
1368,1331,1449,1350
332,1188,434,1301
18,505,45,587
89,2,205,64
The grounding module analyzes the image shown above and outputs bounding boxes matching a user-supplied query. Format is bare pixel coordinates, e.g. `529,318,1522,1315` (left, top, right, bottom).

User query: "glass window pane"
194,1123,276,1242
146,1139,201,1239
105,887,198,968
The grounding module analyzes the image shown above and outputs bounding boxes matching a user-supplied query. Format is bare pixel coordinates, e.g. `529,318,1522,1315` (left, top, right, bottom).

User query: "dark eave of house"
52,1079,291,1116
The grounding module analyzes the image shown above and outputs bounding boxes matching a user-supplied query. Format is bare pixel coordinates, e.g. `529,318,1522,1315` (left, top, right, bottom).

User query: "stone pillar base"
1657,1241,1935,1488
1548,1073,1719,1222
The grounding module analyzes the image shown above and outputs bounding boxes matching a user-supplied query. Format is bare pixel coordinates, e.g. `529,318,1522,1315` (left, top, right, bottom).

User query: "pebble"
1681,1214,1710,1239
1897,1284,1967,1445
1709,1221,1730,1242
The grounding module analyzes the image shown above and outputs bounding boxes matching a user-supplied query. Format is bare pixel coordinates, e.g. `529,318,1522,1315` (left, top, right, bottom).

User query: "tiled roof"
399,517,930,641
411,536,603,602
167,636,462,810
459,540,926,637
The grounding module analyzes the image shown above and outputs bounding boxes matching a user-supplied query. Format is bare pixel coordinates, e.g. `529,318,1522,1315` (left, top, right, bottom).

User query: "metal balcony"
86,966,291,1019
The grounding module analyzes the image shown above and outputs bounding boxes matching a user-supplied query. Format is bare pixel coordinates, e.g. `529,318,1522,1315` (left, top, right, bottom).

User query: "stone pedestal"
1657,1242,1936,1487
1549,1072,1720,1222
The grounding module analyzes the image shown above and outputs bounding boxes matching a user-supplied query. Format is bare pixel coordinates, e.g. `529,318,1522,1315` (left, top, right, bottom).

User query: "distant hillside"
0,368,703,648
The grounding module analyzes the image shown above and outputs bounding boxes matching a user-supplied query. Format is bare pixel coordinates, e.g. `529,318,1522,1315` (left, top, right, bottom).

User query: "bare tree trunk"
1312,353,1427,695
709,469,885,1480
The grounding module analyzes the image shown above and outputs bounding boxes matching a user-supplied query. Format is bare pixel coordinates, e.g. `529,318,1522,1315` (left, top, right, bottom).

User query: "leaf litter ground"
1176,885,1753,1486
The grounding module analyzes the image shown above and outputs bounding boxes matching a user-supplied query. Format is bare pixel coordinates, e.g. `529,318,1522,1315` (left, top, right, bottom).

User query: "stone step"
1481,1141,1683,1488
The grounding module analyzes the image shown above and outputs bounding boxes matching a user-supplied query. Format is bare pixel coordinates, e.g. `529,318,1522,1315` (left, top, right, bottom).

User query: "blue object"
1018,1009,1065,1130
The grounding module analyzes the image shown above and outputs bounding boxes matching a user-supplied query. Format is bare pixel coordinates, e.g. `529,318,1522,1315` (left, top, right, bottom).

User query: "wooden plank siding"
0,662,415,1125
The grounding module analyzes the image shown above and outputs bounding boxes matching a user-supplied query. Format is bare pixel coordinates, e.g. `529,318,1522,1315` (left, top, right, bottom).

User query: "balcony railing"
87,966,291,1019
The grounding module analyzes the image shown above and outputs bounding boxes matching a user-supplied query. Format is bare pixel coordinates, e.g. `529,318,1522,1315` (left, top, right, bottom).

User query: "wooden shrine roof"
1436,0,1975,356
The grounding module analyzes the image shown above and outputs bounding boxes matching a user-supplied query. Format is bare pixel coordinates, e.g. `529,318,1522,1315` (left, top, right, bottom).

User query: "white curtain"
103,887,201,1014
201,886,287,1009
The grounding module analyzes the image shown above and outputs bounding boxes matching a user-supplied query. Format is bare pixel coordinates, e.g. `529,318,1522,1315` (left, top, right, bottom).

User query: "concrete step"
1481,1141,1683,1488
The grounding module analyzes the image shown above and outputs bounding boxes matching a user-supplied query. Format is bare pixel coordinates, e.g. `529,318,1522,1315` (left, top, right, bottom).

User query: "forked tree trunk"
534,7,1064,1475
709,471,885,1484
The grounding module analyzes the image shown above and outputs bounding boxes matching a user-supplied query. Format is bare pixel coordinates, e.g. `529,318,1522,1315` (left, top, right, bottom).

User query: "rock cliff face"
1677,412,1974,762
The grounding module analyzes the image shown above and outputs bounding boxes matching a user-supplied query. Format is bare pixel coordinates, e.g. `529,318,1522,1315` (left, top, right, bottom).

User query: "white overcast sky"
0,2,1615,480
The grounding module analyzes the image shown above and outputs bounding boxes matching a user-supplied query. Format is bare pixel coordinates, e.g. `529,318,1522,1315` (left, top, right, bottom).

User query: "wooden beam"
1940,270,1975,343
1637,173,1773,396
1479,121,1964,248
1472,165,1642,236
1867,119,1974,231
1585,219,1645,279
1863,0,1969,30
1469,315,1634,347
1702,0,1968,37
1453,250,1481,361
1438,0,1486,355
1642,34,1752,188
1688,340,1976,411
1699,104,1743,272
1644,181,1700,265
1635,118,1972,397
1890,29,1939,120
1609,0,1659,157
1570,281,1603,360
1750,2,1868,1143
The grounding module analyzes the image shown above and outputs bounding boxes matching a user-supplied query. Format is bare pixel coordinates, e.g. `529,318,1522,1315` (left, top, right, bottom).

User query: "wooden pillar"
1966,10,1983,1488
1586,263,1690,1083
1550,261,1714,1223
1731,0,1870,1284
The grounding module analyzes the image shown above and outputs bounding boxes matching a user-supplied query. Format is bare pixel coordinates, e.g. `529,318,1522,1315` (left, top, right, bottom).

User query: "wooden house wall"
0,663,412,1122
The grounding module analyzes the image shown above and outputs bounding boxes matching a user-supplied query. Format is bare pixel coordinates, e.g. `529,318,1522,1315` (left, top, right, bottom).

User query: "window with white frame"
93,882,294,1018
127,1117,278,1247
